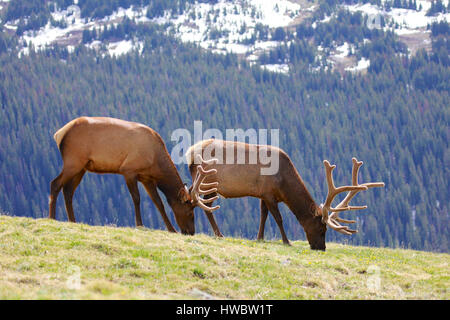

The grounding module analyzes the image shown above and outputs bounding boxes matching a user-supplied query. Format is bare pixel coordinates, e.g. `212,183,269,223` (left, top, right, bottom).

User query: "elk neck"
155,152,186,205
280,160,319,223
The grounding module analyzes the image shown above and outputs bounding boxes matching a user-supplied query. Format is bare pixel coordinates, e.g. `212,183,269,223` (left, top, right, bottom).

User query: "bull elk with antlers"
49,117,218,234
186,139,384,250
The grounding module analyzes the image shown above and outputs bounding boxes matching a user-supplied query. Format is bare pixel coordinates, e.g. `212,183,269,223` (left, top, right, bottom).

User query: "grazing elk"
186,139,384,250
49,117,219,234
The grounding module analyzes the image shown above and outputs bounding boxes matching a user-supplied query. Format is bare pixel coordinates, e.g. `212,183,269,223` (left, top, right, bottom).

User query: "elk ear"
178,185,192,203
311,203,321,217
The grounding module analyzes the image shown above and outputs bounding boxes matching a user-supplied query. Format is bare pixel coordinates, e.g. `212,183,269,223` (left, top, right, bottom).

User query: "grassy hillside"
0,215,448,300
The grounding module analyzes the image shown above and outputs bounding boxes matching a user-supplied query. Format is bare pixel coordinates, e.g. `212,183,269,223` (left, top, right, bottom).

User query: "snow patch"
345,57,370,72
346,3,381,16
16,4,149,53
105,39,143,56
152,0,302,55
4,24,17,30
345,2,450,36
108,40,133,56
262,63,289,74
22,5,88,49
254,40,281,50
335,42,351,58
102,5,150,23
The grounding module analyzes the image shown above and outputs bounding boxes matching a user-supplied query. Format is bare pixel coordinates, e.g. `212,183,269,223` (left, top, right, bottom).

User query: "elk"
186,139,384,250
49,117,219,234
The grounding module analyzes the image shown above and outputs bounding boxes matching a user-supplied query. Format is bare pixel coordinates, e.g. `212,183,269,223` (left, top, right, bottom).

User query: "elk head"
176,155,220,235
308,157,385,250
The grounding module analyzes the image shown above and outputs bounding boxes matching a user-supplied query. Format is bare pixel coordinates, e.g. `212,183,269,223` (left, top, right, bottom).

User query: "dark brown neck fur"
280,158,318,223
155,147,185,205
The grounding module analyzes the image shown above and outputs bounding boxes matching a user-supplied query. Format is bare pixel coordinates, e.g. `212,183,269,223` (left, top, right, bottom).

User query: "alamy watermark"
170,121,280,175
366,13,383,30
66,265,81,290
366,265,381,293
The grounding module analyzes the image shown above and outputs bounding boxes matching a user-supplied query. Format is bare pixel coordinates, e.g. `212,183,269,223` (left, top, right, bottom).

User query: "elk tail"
53,119,77,150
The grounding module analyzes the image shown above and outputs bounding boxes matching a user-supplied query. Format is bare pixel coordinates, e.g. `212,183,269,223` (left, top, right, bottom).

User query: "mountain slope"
2,0,449,72
0,215,448,299
0,30,448,252
0,1,448,253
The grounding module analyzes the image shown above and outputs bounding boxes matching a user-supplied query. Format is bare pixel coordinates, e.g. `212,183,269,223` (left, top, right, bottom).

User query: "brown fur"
49,117,195,234
186,139,327,250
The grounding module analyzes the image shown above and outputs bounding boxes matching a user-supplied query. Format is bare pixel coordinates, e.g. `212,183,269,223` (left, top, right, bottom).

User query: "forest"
0,1,448,252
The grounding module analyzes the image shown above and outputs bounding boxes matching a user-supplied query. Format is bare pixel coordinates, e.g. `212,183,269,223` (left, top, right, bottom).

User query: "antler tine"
335,157,384,210
191,156,217,194
321,157,385,235
361,182,386,188
320,160,366,230
200,157,219,166
195,166,218,193
190,154,220,212
325,213,357,235
196,200,220,212
200,195,219,203
195,154,218,166
323,160,367,209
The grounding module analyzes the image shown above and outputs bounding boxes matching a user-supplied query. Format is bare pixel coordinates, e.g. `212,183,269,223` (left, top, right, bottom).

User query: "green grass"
0,215,448,299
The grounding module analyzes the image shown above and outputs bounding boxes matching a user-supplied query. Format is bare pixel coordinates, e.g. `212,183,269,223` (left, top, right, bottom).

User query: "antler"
190,154,220,212
320,158,384,235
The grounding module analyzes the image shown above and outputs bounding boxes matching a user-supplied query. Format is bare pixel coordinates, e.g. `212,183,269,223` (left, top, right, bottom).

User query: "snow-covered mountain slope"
152,0,302,52
345,1,448,55
2,0,449,74
13,4,150,56
150,0,317,73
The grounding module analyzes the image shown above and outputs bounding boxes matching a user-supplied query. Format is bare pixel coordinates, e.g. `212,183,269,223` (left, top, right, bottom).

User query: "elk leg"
62,170,86,223
49,166,82,220
264,199,291,246
202,193,223,237
49,173,63,219
142,181,177,233
257,199,268,241
124,175,143,227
